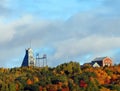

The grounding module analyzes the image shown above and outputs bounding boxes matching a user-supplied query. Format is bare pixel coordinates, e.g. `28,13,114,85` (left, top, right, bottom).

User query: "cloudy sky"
0,0,120,68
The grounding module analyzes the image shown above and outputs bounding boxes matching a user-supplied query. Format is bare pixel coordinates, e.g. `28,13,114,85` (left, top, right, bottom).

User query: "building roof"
91,57,107,66
21,49,29,66
92,57,106,62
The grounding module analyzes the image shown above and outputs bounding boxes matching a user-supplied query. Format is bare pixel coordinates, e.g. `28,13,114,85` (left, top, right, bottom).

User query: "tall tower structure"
36,54,47,67
21,48,36,66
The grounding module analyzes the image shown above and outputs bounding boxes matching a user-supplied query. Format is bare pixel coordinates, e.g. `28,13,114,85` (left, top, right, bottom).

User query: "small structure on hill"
21,48,36,66
36,53,47,67
21,48,47,67
83,56,113,67
91,57,113,67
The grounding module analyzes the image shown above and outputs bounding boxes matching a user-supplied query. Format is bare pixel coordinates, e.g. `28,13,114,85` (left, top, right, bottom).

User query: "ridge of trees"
0,61,119,91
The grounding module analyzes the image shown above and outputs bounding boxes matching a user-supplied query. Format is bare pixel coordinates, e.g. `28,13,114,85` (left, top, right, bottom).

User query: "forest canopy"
0,61,120,91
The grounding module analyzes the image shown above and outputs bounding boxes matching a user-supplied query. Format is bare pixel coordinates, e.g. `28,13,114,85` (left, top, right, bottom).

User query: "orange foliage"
27,79,33,85
111,74,118,80
60,71,64,75
39,86,43,91
16,83,19,91
48,84,58,91
91,69,110,84
61,87,69,91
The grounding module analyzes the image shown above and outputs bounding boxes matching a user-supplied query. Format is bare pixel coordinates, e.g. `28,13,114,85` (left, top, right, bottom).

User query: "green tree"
86,81,99,91
24,84,39,91
9,83,16,91
1,82,6,91
51,75,67,84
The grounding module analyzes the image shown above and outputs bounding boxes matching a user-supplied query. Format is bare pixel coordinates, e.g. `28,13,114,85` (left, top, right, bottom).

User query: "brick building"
91,57,113,67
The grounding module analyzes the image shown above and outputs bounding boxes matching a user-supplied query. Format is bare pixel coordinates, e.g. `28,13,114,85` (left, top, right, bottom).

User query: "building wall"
28,48,36,66
91,57,113,67
103,57,112,67
21,48,36,67
93,62,100,67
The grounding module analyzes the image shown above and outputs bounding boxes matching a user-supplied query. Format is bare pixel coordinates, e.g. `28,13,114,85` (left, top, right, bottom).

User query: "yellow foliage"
33,76,39,83
48,84,58,91
100,87,110,91
60,71,64,75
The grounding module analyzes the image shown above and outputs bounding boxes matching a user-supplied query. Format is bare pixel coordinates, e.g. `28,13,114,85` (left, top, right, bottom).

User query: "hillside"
0,61,120,91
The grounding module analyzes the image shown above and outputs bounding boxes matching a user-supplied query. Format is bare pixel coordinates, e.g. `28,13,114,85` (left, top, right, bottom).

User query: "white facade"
93,62,100,67
28,48,36,66
21,48,36,66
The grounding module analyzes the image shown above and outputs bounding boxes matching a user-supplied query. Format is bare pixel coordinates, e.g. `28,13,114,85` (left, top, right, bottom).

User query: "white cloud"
1,11,120,67
0,0,120,67
0,21,15,43
53,36,120,58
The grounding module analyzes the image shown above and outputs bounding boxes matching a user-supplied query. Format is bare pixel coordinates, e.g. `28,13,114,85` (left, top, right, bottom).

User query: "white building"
21,48,36,66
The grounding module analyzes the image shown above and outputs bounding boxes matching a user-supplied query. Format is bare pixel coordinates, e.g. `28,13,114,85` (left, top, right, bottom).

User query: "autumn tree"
8,83,16,91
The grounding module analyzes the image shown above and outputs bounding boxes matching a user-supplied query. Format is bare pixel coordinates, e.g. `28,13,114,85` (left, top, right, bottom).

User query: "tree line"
0,61,120,91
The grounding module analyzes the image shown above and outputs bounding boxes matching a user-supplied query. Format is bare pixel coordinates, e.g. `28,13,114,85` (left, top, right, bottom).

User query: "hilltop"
0,61,120,91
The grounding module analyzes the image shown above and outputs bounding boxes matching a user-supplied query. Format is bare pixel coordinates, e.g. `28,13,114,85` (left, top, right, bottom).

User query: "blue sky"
5,0,103,20
0,0,120,68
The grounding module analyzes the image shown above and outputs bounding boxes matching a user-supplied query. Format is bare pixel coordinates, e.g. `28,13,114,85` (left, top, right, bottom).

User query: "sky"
0,0,120,68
